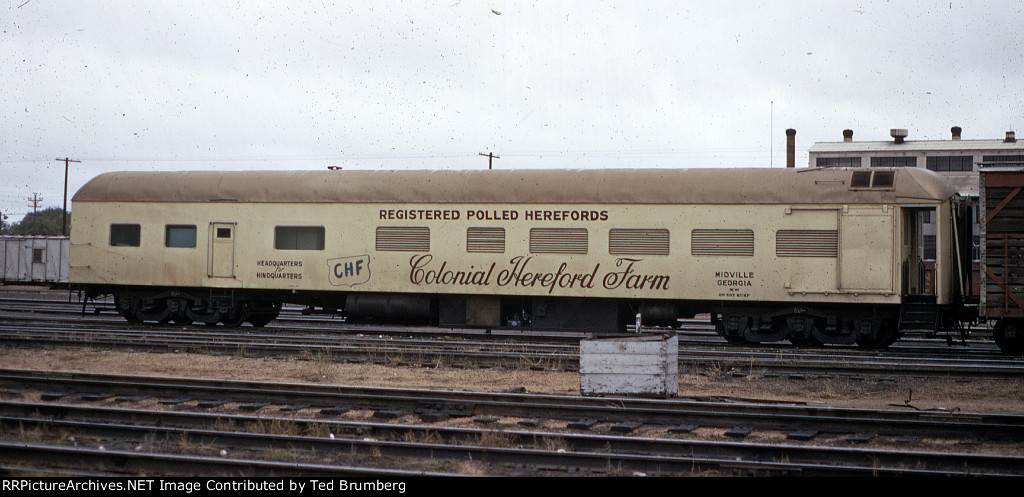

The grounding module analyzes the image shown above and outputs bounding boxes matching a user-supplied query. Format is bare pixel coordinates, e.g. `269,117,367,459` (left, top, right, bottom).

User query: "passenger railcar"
70,167,969,349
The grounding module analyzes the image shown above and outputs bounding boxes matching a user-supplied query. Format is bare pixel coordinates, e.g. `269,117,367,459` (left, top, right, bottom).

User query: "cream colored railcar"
70,167,962,347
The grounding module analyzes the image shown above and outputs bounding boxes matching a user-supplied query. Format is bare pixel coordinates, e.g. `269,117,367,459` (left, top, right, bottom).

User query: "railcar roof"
73,167,956,205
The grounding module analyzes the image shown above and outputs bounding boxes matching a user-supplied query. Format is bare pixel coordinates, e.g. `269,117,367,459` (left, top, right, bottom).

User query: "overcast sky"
3,1,1023,223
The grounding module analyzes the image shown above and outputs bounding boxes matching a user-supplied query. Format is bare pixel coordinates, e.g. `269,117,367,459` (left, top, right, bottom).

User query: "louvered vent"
691,229,754,257
376,226,430,251
530,228,588,254
467,227,505,253
776,229,838,257
609,229,670,255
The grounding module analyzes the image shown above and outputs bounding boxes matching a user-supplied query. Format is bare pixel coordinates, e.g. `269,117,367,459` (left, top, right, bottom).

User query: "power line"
27,193,43,214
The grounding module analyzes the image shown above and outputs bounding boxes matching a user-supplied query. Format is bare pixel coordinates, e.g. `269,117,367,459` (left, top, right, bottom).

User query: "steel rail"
4,400,1022,476
2,316,1022,378
2,368,1022,441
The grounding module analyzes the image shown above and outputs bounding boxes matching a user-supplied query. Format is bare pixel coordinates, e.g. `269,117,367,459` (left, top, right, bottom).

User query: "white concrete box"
580,334,678,397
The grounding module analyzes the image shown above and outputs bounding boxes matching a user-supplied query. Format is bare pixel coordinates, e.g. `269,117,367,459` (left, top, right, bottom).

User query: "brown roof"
72,167,957,205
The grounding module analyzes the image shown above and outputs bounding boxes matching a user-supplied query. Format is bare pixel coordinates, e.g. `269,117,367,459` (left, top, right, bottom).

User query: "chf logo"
328,255,371,287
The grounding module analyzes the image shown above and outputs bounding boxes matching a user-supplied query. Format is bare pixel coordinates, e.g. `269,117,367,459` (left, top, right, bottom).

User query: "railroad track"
2,369,1023,476
1,313,1022,379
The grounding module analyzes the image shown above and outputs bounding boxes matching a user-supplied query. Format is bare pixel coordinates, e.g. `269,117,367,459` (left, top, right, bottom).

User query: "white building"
808,127,1024,197
808,127,1024,295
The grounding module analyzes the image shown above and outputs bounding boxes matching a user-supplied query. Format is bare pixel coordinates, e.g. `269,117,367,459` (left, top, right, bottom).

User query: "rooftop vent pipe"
786,128,796,168
951,126,962,140
843,129,853,142
1006,131,1016,143
890,129,908,144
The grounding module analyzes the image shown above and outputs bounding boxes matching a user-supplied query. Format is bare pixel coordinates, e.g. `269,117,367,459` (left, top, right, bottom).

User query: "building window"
923,235,936,260
165,225,197,248
275,226,325,250
110,224,141,247
816,156,862,168
870,156,916,167
982,155,1024,165
691,229,754,257
926,156,973,172
375,226,429,252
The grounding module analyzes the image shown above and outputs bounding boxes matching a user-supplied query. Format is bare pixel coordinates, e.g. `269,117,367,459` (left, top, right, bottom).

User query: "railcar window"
872,171,895,187
376,227,430,251
165,225,197,248
924,235,936,260
776,230,839,258
467,227,505,253
32,248,44,263
275,226,325,250
851,171,872,188
530,228,588,254
110,224,141,247
609,228,670,255
691,229,754,257
850,170,895,189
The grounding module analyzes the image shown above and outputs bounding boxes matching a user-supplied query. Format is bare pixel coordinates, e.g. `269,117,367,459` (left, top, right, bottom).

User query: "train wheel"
165,298,193,325
714,321,748,345
855,320,895,349
221,302,248,327
133,299,170,323
185,307,221,325
993,320,1024,355
246,301,280,327
115,296,142,324
785,316,822,347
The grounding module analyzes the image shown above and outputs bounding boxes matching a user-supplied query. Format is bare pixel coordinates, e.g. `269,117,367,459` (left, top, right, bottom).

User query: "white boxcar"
0,236,69,284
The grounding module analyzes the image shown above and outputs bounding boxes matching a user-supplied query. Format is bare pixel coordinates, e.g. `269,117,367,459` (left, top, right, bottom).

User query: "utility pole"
478,152,500,170
27,193,43,214
56,157,80,236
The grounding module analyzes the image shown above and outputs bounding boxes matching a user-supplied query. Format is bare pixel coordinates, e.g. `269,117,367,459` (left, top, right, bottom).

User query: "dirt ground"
3,347,1023,414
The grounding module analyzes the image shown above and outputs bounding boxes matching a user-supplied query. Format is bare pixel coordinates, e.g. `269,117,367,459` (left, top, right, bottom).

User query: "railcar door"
779,208,840,293
900,208,935,296
839,206,896,292
208,222,236,278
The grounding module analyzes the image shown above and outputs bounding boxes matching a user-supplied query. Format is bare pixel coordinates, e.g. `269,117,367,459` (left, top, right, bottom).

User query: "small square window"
850,171,872,188
110,224,141,247
166,225,197,248
32,248,44,263
275,226,325,250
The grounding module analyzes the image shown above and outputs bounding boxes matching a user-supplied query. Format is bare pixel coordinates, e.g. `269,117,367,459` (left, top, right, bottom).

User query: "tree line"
0,208,68,236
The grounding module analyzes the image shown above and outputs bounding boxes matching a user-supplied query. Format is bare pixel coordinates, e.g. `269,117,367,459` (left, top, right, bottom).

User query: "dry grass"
2,347,1023,414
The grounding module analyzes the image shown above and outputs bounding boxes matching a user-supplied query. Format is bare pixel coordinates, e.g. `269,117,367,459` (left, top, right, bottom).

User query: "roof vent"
843,129,853,142
1005,131,1016,143
890,129,908,144
951,126,962,140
